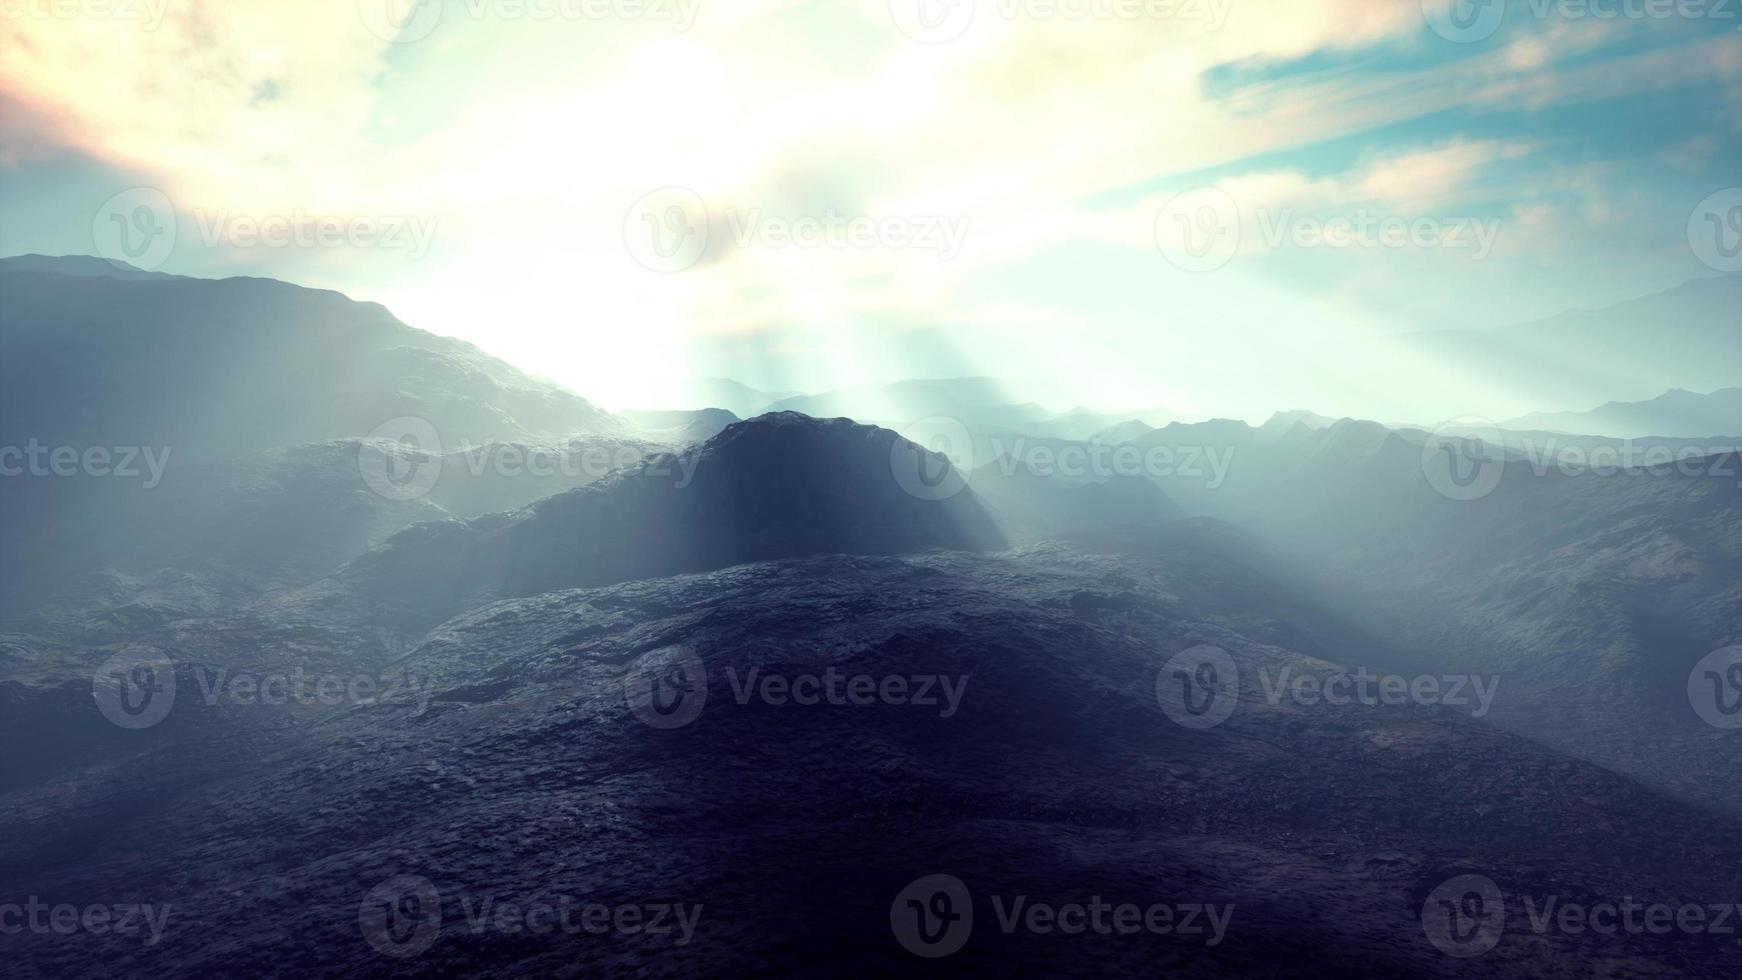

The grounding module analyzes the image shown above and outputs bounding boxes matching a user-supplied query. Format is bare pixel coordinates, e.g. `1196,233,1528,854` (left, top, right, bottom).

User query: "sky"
1,0,1738,420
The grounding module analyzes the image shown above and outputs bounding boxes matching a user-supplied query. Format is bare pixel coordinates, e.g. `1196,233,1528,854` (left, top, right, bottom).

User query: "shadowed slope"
337,413,1008,632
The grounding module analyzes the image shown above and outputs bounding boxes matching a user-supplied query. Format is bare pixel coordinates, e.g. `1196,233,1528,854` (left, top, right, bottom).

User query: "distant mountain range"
644,277,1741,440
746,377,1178,445
1389,274,1742,412
1502,387,1741,438
641,378,798,418
1098,410,1335,446
763,377,1054,428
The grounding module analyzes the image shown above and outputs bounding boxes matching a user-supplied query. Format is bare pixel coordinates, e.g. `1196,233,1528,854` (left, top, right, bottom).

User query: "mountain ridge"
1501,386,1742,438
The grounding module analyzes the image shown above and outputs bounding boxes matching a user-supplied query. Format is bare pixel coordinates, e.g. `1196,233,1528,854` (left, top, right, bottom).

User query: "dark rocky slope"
3,549,1737,978
334,414,1008,633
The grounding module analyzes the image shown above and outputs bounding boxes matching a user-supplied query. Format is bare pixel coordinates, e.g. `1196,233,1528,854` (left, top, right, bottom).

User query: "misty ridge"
1,251,1739,977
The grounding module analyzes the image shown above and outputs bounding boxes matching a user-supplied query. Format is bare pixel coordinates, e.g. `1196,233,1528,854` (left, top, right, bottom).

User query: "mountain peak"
345,411,1008,631
1260,409,1337,433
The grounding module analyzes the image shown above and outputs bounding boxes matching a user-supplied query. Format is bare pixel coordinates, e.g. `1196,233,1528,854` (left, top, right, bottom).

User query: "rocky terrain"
4,548,1739,977
2,262,1736,978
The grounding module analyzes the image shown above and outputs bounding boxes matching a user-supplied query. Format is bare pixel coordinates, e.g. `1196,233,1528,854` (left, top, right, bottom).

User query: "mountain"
1031,406,1178,441
1259,409,1338,434
1388,274,1742,412
4,257,1737,978
635,378,796,418
765,377,1054,428
3,334,1738,977
0,256,641,625
334,413,1008,633
1094,419,1156,444
0,256,622,459
1502,387,1742,438
8,546,1741,978
1265,444,1742,809
1115,414,1742,808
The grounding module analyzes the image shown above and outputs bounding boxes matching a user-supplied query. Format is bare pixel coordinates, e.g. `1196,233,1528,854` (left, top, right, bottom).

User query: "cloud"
0,3,390,205
2,0,1736,410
